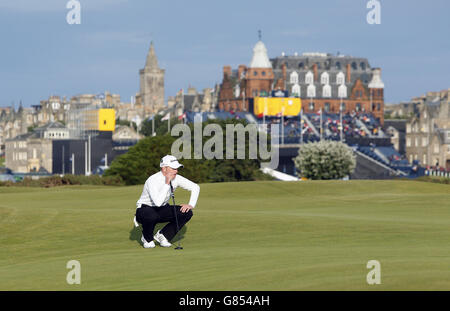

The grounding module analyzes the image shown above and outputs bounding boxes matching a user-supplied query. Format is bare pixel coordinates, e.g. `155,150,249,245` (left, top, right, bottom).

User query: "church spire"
145,41,159,69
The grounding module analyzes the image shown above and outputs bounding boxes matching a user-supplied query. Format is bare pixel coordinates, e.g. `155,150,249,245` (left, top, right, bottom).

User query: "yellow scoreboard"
254,97,301,116
83,108,116,131
98,109,116,131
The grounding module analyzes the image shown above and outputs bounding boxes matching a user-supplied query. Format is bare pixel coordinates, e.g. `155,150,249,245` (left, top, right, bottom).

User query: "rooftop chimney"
346,63,351,83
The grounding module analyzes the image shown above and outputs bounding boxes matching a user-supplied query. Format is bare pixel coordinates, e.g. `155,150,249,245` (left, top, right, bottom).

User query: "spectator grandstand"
183,110,417,178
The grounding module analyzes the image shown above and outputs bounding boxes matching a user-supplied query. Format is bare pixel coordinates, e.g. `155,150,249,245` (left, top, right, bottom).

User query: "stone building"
385,101,420,119
218,40,385,124
5,122,68,173
0,92,124,155
166,86,218,117
405,89,450,169
136,42,165,118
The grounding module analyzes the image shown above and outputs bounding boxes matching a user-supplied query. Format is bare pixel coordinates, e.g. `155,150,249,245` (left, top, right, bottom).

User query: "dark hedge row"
0,174,124,187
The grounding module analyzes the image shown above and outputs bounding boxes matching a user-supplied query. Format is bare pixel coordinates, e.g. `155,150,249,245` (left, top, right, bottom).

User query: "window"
340,102,346,112
298,62,304,69
409,154,413,163
290,71,298,84
291,84,300,97
406,124,411,133
356,103,361,112
324,102,331,112
415,137,418,147
360,62,366,70
320,72,329,85
305,71,314,84
423,154,427,165
322,84,331,98
336,72,345,85
352,62,357,70
262,71,266,76
307,84,316,97
406,138,411,147
253,71,258,76
338,84,347,98
336,62,341,70
377,103,381,111
309,102,315,111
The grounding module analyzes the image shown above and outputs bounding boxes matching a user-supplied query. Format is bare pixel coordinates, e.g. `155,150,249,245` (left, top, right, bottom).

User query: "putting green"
0,180,449,290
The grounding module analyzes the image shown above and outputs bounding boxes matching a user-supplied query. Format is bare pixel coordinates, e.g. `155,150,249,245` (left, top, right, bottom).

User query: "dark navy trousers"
136,203,193,242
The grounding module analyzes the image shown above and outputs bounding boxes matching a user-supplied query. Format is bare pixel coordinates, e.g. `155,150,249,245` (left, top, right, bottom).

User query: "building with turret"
218,39,386,124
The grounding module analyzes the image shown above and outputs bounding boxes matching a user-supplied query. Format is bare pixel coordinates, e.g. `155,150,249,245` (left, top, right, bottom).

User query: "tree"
103,135,176,185
104,118,273,185
293,141,356,180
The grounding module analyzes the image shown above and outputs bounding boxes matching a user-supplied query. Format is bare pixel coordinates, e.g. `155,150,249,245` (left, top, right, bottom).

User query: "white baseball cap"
160,155,184,169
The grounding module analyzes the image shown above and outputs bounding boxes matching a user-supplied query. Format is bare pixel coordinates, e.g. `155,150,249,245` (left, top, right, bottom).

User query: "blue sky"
0,0,449,108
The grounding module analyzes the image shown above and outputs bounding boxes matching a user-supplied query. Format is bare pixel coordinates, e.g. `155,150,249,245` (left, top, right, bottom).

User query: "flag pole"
152,115,155,136
340,98,343,141
168,112,170,134
281,106,285,145
320,108,323,141
300,108,303,145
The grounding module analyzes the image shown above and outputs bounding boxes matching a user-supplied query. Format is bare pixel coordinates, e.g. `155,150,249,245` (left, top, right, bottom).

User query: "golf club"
169,182,183,250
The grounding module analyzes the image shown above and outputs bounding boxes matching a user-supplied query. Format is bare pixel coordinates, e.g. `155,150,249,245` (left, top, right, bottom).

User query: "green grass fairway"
0,180,449,290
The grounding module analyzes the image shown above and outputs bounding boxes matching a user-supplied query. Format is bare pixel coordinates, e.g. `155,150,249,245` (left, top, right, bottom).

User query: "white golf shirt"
136,171,200,208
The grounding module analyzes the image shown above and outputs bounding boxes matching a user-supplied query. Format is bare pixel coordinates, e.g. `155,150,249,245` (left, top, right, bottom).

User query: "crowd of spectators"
260,111,384,143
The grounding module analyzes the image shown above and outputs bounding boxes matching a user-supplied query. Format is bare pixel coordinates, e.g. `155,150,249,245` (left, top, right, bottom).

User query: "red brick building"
218,41,385,124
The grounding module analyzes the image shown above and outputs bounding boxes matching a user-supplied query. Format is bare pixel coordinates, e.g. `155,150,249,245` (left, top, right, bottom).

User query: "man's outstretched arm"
176,175,200,212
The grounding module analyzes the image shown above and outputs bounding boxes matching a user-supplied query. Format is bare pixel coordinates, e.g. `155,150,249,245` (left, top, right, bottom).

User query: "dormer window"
290,71,298,84
338,84,347,98
291,84,300,97
336,62,341,70
320,72,329,85
322,84,331,98
305,71,314,85
307,84,316,98
336,72,345,85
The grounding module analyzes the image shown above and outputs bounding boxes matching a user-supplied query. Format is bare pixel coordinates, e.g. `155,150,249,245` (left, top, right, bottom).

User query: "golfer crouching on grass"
134,155,200,248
